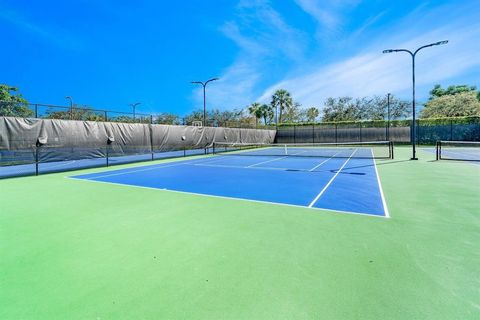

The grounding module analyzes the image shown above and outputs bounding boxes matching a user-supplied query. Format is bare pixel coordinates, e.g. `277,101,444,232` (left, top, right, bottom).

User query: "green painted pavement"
1,147,479,319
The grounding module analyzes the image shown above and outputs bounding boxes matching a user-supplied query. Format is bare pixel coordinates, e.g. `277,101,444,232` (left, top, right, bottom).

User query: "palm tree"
258,104,274,125
306,107,319,122
271,89,293,124
248,102,262,127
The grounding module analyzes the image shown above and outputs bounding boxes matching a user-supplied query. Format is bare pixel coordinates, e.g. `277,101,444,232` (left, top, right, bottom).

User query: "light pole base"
410,157,418,160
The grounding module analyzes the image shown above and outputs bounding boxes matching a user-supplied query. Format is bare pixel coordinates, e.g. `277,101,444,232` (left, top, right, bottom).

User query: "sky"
1,0,479,116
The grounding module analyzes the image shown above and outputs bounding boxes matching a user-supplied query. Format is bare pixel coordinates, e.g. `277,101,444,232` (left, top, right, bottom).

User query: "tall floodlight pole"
191,78,219,126
65,96,74,119
387,93,391,141
383,40,448,160
129,102,141,120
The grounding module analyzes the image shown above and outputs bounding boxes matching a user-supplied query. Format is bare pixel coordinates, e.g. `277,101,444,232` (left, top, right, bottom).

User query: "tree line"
1,83,479,125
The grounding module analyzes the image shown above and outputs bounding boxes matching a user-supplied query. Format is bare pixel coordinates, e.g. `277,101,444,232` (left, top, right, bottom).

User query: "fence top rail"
0,101,152,117
277,115,480,127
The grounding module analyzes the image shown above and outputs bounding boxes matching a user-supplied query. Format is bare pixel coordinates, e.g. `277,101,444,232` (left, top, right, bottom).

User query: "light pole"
129,102,141,120
65,96,74,119
387,93,391,141
191,78,219,126
383,40,448,160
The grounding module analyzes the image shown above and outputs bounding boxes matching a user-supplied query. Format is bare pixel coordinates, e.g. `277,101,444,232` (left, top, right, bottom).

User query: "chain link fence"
0,101,275,129
275,116,480,144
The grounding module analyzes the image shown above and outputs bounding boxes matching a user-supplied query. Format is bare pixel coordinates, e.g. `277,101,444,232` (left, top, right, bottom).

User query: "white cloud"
257,6,480,108
294,0,361,36
195,0,480,112
192,1,306,109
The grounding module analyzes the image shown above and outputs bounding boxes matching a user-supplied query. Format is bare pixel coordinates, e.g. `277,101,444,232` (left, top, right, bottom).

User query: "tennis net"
212,141,394,159
436,141,480,161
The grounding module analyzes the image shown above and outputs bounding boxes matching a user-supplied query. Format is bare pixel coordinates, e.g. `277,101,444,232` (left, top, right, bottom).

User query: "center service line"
307,149,358,208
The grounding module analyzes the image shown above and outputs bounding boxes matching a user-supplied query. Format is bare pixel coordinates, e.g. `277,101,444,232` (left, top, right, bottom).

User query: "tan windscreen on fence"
0,117,276,178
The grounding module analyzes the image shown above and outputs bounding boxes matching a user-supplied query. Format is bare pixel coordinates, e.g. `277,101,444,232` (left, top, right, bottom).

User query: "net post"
35,145,39,176
390,141,394,159
149,123,154,161
106,142,109,167
293,125,296,144
34,104,38,118
436,141,440,160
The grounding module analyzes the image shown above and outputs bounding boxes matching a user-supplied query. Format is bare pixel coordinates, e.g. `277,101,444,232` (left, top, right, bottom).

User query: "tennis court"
71,142,392,217
2,145,479,319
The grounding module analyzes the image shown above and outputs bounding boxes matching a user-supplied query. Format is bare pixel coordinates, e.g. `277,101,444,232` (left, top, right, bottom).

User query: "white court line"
246,150,310,168
308,149,358,208
70,154,233,179
193,162,289,171
67,176,388,218
308,151,343,172
372,149,390,218
75,162,188,179
246,155,290,167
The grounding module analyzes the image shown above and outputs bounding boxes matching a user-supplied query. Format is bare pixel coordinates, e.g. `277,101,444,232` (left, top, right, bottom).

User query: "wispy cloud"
0,5,82,50
256,2,480,108
192,0,307,109
294,0,361,37
194,0,480,112
257,22,480,107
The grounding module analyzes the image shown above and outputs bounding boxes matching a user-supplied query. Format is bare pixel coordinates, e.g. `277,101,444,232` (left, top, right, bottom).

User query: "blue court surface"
71,152,390,217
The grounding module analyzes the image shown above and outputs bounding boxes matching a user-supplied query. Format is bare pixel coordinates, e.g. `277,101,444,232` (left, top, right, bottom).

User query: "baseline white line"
372,149,390,218
308,149,358,208
66,176,388,218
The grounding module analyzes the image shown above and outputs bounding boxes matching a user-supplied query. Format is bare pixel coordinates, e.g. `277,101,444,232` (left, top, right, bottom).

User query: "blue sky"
1,0,479,116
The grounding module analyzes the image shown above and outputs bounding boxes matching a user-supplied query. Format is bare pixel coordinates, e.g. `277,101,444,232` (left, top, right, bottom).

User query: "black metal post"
382,40,448,160
65,96,73,120
34,104,38,118
191,78,219,127
35,146,39,176
148,121,154,161
387,93,391,141
202,85,206,127
411,54,417,159
104,111,108,122
106,143,109,167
